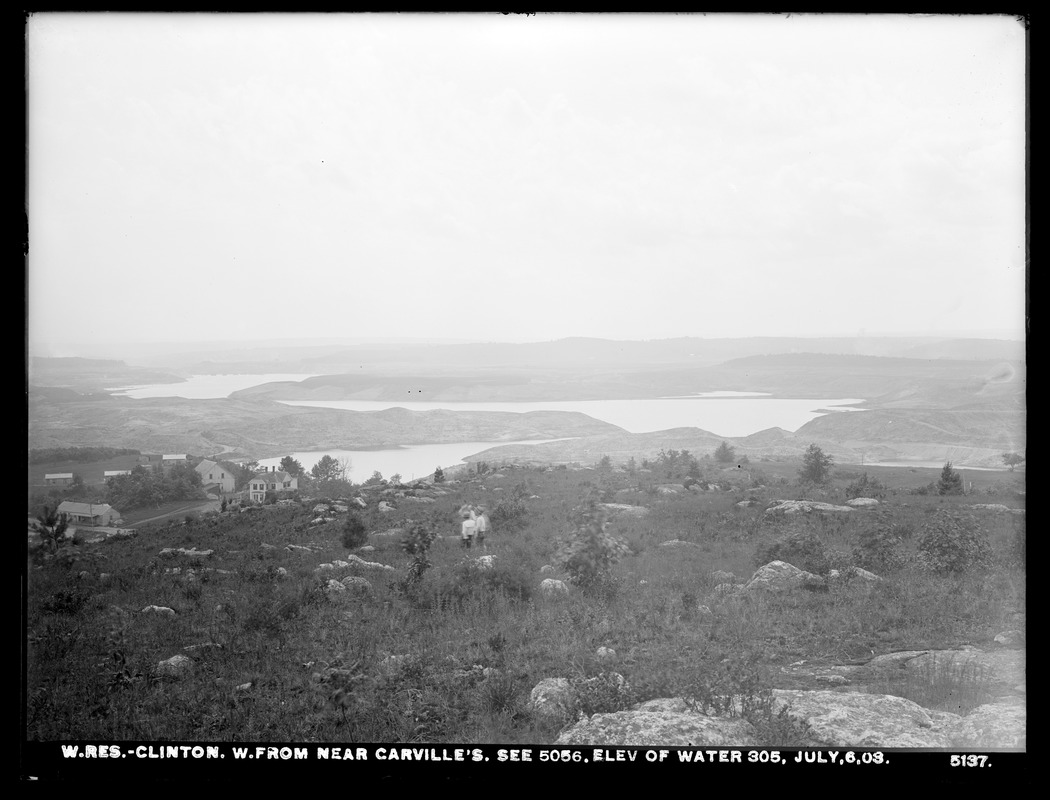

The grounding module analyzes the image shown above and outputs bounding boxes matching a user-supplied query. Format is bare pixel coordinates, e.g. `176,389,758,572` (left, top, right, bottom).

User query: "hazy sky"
27,13,1027,354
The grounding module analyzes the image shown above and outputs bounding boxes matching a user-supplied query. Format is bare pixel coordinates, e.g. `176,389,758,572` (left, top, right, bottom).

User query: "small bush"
435,560,534,610
845,472,888,500
572,672,636,716
852,520,906,573
556,487,630,592
916,510,991,574
341,513,368,549
753,529,829,575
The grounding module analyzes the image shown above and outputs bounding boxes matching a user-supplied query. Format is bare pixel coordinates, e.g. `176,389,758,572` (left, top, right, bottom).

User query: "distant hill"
29,357,186,392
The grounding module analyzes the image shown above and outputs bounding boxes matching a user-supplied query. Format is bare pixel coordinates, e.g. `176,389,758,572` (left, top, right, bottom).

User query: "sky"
26,13,1027,355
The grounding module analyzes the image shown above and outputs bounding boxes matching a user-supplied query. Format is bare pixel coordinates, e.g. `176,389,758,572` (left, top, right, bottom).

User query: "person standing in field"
475,506,491,551
460,509,477,549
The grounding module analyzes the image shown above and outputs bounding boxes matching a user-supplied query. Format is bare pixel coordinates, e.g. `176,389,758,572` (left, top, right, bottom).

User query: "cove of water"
256,440,572,484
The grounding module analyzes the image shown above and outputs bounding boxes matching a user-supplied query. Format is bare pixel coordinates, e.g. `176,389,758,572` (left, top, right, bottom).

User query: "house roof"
195,460,219,474
163,454,187,461
57,501,116,516
44,473,73,480
251,471,294,483
104,470,131,477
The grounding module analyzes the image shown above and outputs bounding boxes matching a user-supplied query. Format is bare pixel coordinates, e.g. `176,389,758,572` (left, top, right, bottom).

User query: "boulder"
323,579,347,597
528,678,577,723
340,576,373,594
596,646,617,664
556,709,758,746
994,630,1025,648
771,689,957,747
475,555,497,570
156,654,194,679
846,497,880,508
764,500,853,515
946,701,1026,749
141,605,176,616
742,561,824,593
346,553,396,572
540,578,569,598
540,564,556,575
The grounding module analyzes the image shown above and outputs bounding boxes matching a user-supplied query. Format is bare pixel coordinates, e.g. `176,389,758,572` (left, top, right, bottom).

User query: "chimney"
272,465,276,472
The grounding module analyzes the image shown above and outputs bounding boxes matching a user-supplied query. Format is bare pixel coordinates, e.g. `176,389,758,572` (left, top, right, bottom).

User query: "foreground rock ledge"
552,691,1025,748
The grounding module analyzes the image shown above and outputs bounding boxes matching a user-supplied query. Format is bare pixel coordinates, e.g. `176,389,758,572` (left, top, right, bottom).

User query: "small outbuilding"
56,501,121,527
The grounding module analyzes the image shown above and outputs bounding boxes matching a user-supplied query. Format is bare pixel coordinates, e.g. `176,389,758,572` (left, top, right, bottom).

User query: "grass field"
25,459,1025,745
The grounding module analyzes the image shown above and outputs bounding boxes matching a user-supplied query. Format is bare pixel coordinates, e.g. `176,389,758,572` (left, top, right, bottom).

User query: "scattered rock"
596,647,617,664
971,504,1012,512
141,605,176,616
711,570,737,584
378,501,395,512
275,567,288,579
359,546,375,552
528,678,577,723
346,554,396,572
159,547,214,558
994,630,1025,648
600,503,649,517
846,497,880,508
742,561,824,594
540,564,556,575
333,560,349,568
156,654,194,679
540,578,569,598
323,579,347,597
695,605,713,620
340,576,373,594
475,555,497,570
660,539,698,548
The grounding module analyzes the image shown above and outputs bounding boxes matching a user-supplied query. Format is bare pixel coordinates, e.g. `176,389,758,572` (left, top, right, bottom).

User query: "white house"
247,467,298,503
44,473,74,486
195,460,236,494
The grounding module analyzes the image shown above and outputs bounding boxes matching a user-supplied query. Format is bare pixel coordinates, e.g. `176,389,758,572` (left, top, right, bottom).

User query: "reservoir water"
106,374,868,478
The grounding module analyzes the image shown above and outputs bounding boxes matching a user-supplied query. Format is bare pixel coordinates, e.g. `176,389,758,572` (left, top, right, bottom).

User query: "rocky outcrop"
765,500,853,515
555,708,758,746
742,561,825,593
846,497,880,508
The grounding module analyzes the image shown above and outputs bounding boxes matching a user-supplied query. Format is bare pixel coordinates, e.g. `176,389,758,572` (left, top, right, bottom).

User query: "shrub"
937,462,964,495
572,672,636,716
433,466,445,483
852,520,906,573
490,482,529,532
845,472,888,500
754,529,829,575
555,487,630,592
435,560,533,610
400,520,439,589
341,513,368,549
916,510,991,574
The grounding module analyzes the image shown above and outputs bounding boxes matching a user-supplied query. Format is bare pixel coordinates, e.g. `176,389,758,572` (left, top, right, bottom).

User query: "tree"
598,454,612,472
311,455,343,482
279,456,304,477
364,470,384,486
798,444,834,485
937,461,964,495
433,466,445,483
1001,452,1025,471
390,473,403,486
714,441,736,464
30,505,70,555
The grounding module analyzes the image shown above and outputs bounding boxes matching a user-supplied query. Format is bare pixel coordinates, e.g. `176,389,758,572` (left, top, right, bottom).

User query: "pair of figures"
460,505,490,549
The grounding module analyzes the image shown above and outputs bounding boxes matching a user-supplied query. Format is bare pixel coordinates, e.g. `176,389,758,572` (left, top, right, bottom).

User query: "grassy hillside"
26,458,1025,746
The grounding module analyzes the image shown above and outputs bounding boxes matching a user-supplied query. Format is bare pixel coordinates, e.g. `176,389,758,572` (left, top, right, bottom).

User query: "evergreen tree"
937,461,964,495
798,444,834,485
